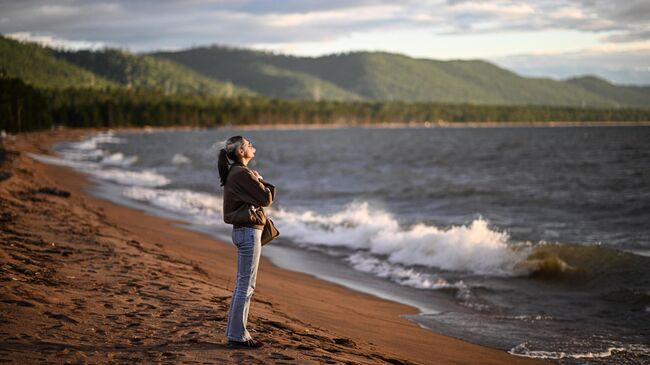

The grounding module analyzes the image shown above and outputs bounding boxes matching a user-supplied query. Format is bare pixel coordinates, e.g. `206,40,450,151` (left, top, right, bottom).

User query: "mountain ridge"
54,48,253,97
2,35,648,108
153,45,649,108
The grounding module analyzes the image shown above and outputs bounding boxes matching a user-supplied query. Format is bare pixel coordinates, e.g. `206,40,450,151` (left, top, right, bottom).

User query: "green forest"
2,77,649,133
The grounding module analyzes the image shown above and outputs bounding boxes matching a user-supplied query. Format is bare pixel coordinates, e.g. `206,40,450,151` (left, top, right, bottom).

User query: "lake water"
38,126,650,364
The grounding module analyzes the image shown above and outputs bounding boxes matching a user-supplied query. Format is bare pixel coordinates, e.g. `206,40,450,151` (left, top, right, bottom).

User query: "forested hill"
0,36,251,97
154,46,650,108
54,48,253,97
2,35,649,108
565,76,650,108
153,47,365,101
0,35,116,89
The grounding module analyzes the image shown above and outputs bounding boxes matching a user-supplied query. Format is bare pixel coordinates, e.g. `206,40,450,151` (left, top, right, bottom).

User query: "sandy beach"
0,129,547,364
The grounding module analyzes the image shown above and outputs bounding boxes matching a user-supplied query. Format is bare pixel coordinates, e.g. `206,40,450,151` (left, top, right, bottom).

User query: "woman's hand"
251,169,263,180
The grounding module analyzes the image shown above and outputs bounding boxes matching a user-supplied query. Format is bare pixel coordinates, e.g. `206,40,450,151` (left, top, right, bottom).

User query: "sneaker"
227,339,264,349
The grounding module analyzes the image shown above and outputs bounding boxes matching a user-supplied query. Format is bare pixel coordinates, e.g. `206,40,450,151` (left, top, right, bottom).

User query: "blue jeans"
225,227,262,342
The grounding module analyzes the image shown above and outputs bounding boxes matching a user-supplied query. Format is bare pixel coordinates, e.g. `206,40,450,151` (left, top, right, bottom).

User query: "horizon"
1,1,648,84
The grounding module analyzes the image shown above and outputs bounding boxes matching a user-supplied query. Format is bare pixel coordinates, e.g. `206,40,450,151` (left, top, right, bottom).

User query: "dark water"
44,126,650,363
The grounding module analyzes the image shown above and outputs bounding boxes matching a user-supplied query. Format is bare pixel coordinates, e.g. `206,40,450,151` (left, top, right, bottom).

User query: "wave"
36,132,163,187
123,187,223,225
28,153,98,170
89,168,169,187
521,243,650,288
521,250,579,277
273,201,532,277
69,131,125,151
171,153,191,165
273,201,650,284
58,148,105,161
346,252,468,290
101,152,138,167
31,152,169,188
509,342,650,360
58,131,128,163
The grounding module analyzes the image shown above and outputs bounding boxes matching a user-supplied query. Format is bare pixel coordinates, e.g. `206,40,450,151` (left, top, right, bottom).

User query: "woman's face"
239,138,256,160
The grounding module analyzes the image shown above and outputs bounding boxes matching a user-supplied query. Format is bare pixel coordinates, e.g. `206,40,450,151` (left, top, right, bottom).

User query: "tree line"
2,77,649,133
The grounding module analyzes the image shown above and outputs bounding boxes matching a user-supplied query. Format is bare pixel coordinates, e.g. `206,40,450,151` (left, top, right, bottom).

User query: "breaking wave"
101,152,138,167
122,187,223,226
171,153,191,165
89,168,169,187
273,201,533,277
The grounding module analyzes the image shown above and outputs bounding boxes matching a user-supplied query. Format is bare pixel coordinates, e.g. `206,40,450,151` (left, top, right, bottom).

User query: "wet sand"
0,129,547,364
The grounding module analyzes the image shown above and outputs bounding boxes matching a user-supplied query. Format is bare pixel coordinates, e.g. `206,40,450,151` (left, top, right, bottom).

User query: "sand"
0,129,547,364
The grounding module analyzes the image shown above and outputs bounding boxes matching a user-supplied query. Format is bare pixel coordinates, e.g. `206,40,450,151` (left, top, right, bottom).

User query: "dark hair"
218,135,245,186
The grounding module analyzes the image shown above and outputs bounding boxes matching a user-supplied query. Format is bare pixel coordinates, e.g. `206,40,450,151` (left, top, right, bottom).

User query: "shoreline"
18,119,650,138
225,120,650,130
1,129,547,364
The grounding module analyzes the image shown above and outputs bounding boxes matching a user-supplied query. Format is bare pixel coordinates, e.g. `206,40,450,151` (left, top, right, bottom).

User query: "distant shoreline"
40,120,650,135
224,120,650,130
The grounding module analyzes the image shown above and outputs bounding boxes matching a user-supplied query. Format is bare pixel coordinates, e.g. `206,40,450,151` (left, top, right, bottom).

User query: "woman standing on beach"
218,136,275,349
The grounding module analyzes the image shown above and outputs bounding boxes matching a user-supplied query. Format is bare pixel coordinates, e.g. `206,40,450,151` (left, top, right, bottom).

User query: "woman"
218,136,274,349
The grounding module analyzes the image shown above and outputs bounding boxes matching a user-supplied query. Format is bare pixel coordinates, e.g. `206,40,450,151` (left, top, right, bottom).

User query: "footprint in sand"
333,338,356,348
1,299,36,307
270,352,295,361
44,312,78,324
136,303,157,310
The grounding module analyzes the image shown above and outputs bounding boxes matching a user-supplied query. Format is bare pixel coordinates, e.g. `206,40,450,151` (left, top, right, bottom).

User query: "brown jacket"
222,162,275,230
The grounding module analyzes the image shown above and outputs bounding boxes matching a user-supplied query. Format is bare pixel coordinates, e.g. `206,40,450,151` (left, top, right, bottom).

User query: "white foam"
31,151,164,188
28,153,98,170
273,201,531,277
509,342,650,360
495,314,554,321
101,152,138,167
122,187,223,225
31,132,167,190
171,153,191,165
347,252,466,290
59,148,105,161
58,131,127,162
90,169,169,187
69,131,125,151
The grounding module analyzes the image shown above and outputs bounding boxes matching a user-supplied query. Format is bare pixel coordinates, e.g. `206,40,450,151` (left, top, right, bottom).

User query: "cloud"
264,5,402,28
590,0,650,24
491,46,650,85
0,1,418,50
438,0,620,34
6,32,107,50
1,0,648,51
604,30,650,43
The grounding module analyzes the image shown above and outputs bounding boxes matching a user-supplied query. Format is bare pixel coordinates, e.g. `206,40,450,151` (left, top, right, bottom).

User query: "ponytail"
217,148,231,186
217,135,244,186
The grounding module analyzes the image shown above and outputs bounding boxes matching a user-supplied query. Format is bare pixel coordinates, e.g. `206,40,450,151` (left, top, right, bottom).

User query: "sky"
1,0,649,85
